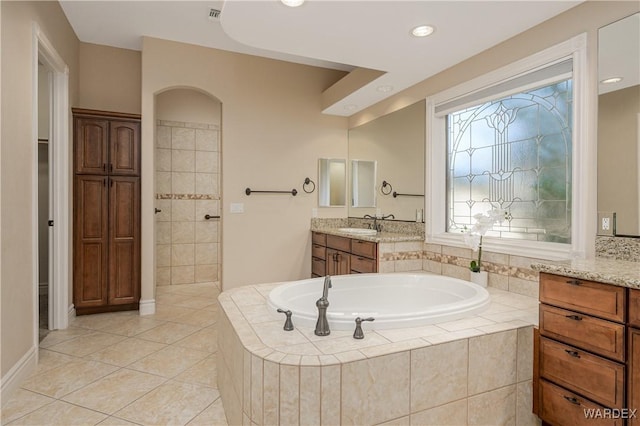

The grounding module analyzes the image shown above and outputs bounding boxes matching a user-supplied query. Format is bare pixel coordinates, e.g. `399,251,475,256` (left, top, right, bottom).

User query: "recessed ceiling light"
344,104,358,111
281,0,304,7
376,85,394,93
601,77,623,84
411,25,435,37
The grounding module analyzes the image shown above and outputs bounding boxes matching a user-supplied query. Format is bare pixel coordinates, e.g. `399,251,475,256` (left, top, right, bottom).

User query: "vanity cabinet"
629,289,640,425
311,232,378,277
536,272,628,426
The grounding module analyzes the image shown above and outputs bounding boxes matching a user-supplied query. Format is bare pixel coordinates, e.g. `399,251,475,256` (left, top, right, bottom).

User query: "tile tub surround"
156,119,221,286
596,235,640,262
531,257,640,289
217,281,540,425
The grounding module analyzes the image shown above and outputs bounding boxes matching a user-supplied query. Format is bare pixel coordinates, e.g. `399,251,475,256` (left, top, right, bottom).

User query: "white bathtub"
267,273,491,331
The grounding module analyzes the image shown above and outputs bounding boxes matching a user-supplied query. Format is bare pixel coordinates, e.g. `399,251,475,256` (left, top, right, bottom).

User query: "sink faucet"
314,276,332,336
363,214,380,232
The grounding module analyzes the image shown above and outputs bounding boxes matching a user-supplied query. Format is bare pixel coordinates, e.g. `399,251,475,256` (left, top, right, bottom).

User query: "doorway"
154,89,222,287
32,25,71,348
37,59,52,340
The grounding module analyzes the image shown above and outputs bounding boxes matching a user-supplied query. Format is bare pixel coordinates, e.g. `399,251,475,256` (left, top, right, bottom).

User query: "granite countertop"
311,227,423,243
531,258,640,289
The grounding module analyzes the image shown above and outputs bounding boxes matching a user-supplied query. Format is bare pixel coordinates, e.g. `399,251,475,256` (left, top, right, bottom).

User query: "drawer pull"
565,314,583,321
565,279,582,286
563,395,581,405
564,349,581,358
357,257,365,261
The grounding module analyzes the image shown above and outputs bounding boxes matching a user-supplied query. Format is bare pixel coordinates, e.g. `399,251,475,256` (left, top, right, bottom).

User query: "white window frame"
426,33,594,260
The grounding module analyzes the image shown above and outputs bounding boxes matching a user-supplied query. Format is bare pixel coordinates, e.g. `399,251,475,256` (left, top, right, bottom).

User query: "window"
426,34,594,260
446,78,573,243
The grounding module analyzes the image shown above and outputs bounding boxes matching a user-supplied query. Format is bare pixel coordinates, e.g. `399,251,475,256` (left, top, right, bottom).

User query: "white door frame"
32,23,70,346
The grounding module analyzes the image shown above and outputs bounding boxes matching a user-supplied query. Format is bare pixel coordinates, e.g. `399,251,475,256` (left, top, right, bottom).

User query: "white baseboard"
67,304,75,326
1,345,37,403
139,299,156,316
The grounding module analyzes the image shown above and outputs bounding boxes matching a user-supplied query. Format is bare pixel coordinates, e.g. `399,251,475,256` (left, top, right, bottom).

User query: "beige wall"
141,37,348,295
78,42,141,114
1,0,79,378
598,85,640,235
156,88,221,125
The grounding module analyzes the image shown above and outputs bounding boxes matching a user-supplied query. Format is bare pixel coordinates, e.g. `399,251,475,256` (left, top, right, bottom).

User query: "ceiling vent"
209,8,221,20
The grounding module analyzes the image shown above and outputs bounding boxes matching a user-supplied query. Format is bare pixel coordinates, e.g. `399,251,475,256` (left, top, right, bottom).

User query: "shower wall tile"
172,172,195,195
156,172,171,194
172,222,195,244
196,129,218,152
171,266,195,285
156,149,171,172
155,200,171,221
156,245,171,268
196,265,217,283
156,267,170,286
156,222,171,244
195,243,215,266
156,126,171,149
172,128,195,150
172,150,195,173
156,121,221,287
171,200,195,222
195,173,216,195
172,244,194,267
195,222,218,243
196,151,217,173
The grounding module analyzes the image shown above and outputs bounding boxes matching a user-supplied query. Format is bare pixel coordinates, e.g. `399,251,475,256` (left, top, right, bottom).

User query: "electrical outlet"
597,211,616,236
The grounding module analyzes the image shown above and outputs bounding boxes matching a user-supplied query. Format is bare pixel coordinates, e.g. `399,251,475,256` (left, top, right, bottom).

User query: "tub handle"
353,317,375,339
276,309,294,331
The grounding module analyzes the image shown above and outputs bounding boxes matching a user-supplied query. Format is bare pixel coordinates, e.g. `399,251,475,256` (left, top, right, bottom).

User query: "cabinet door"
74,175,109,308
109,121,140,176
75,118,109,174
326,248,350,276
108,177,141,305
630,328,640,426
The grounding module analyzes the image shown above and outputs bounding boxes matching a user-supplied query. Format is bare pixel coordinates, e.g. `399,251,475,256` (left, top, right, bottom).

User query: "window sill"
427,233,573,261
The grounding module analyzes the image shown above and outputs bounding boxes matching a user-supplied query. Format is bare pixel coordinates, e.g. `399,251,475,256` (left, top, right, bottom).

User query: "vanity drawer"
326,235,351,252
350,255,377,273
540,304,625,362
540,337,625,408
629,289,640,328
312,257,326,277
312,232,326,246
351,239,377,260
540,273,626,322
312,244,326,260
539,379,622,426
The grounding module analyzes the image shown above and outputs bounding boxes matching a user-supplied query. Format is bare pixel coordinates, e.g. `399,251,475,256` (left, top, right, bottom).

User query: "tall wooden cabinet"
73,108,141,315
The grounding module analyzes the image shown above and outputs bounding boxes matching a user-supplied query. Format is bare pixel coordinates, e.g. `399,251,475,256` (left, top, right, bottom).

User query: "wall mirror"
348,100,425,220
351,160,377,207
597,12,640,236
318,158,346,207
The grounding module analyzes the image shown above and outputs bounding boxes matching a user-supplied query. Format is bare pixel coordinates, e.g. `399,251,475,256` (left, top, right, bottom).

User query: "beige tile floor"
1,282,228,426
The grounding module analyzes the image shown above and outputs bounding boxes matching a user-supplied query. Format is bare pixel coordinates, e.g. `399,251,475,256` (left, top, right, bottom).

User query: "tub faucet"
314,276,332,336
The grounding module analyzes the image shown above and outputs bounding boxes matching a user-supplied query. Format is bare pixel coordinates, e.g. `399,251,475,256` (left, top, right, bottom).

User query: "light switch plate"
597,211,616,236
230,203,244,213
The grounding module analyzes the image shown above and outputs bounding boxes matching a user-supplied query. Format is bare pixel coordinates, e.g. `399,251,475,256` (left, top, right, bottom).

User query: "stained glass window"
446,79,573,243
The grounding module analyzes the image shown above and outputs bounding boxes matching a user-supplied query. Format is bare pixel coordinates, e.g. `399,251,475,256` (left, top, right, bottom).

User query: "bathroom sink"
337,227,377,236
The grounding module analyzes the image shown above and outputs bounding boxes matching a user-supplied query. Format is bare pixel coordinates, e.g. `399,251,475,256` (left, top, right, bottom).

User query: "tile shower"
155,120,221,286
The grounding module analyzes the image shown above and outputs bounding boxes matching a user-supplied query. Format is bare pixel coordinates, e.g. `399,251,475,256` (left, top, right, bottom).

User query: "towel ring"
303,177,316,194
381,180,393,195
